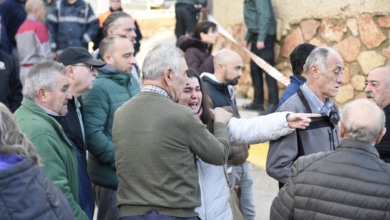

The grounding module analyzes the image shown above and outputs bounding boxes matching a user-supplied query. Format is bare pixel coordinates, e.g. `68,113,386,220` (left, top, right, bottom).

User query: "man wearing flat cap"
57,46,105,220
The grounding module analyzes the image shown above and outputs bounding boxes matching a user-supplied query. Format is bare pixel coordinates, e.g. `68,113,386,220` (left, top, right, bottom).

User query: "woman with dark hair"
0,103,75,220
179,69,317,219
178,21,218,74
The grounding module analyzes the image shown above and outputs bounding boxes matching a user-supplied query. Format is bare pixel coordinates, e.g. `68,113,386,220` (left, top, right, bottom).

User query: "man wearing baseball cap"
57,46,105,220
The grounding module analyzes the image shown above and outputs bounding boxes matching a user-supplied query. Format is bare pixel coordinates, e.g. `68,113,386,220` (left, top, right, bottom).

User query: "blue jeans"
228,161,256,220
119,211,200,220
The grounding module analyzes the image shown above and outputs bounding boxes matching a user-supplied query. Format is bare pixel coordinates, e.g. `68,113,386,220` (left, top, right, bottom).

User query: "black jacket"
0,50,22,112
201,73,249,165
376,105,390,162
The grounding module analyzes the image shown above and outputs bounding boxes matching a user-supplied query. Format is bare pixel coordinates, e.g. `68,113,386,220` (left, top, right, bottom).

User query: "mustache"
366,92,375,99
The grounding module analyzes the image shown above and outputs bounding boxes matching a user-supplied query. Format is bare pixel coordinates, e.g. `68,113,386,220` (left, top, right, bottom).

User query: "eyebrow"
62,84,70,90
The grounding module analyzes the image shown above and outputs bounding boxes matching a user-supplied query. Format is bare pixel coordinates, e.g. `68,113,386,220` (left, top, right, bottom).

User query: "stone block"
300,19,320,40
334,35,361,63
378,16,390,28
347,18,358,36
357,51,386,75
335,84,354,104
351,74,366,91
357,14,386,49
320,17,347,42
281,28,303,58
342,65,350,84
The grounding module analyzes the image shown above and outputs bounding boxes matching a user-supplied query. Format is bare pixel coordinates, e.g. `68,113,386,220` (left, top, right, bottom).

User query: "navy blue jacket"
0,156,76,219
0,0,26,48
46,0,98,52
61,97,94,220
278,75,306,107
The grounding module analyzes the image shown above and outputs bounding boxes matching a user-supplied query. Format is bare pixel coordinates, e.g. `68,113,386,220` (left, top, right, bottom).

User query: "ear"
200,32,207,41
103,54,112,65
163,68,172,86
37,87,47,102
376,128,387,144
310,65,319,79
107,28,114,36
67,66,75,79
338,121,345,138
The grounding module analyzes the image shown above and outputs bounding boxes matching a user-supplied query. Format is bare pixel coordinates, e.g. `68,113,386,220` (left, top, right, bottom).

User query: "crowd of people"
1,0,390,220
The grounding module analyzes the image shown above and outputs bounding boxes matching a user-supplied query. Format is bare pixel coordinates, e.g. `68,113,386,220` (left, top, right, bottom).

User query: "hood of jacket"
290,75,306,84
178,35,209,53
92,48,121,75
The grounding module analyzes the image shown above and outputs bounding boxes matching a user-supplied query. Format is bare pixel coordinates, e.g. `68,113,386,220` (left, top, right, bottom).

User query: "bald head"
341,99,385,144
213,49,243,85
365,65,390,109
25,0,45,22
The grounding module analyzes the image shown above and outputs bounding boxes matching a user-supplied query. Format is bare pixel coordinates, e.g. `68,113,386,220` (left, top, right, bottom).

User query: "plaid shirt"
143,85,173,101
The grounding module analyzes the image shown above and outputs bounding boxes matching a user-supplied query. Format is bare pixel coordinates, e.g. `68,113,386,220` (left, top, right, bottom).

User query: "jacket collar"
337,139,380,158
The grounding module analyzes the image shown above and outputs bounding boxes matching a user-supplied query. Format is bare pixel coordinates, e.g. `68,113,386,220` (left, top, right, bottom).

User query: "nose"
190,90,198,99
92,69,98,77
130,30,137,41
130,55,136,65
66,90,72,100
238,69,243,77
364,84,370,92
336,73,344,84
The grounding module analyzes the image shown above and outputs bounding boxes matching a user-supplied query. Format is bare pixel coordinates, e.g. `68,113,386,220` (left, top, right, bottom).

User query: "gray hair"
102,11,131,37
23,61,67,100
0,103,41,165
305,47,337,74
341,99,385,144
142,44,184,80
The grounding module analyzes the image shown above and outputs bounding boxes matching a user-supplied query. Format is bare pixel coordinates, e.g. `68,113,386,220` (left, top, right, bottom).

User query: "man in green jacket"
14,60,89,220
82,34,140,220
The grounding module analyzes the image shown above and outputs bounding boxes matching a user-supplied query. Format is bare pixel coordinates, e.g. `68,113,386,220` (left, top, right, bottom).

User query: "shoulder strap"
297,88,311,113
296,88,333,130
295,88,333,159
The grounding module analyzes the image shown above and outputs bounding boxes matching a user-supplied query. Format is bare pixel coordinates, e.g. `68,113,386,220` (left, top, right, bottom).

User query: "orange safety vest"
98,10,137,28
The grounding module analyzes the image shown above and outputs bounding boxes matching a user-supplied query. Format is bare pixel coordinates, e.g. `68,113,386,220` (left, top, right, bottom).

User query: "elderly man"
82,34,140,220
14,60,89,219
278,43,316,106
365,65,390,162
113,44,231,219
57,47,105,219
200,49,255,219
271,99,390,219
267,47,345,188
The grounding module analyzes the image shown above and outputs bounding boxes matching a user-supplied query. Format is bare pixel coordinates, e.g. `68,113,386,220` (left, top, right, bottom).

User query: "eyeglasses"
72,64,95,72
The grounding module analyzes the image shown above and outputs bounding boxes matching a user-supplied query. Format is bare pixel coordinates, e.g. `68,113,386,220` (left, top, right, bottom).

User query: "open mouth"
189,102,198,109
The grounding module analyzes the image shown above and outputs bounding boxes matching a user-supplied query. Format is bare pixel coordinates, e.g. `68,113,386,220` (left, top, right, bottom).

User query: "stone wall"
213,0,390,107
